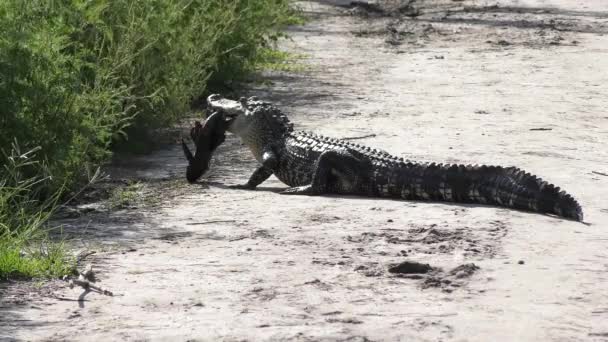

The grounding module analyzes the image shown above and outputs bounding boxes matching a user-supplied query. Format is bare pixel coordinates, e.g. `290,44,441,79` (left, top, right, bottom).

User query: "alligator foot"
280,185,316,195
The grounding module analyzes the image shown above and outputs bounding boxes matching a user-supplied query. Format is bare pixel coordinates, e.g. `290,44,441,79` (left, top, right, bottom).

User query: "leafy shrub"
0,0,298,279
0,143,73,279
0,0,298,190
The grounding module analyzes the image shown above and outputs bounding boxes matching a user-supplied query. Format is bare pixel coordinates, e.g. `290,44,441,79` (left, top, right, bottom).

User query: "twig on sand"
75,250,96,263
229,235,248,242
592,171,608,177
69,279,113,296
66,264,113,297
52,296,90,302
341,134,377,140
529,128,553,131
186,220,237,225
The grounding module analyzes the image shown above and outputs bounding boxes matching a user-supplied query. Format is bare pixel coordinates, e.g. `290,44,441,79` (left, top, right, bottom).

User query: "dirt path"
2,0,608,341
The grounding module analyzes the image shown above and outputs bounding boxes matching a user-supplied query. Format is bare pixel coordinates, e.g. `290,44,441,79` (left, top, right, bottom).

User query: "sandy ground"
2,0,608,341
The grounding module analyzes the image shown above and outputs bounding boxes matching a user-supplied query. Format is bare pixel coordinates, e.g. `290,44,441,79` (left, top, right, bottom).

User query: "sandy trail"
2,0,608,341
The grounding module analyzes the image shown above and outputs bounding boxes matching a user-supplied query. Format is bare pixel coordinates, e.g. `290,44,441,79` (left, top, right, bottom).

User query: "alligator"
182,94,584,221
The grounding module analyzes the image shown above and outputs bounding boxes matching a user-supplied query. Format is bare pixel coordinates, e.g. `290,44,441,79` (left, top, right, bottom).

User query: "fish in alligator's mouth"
181,110,229,183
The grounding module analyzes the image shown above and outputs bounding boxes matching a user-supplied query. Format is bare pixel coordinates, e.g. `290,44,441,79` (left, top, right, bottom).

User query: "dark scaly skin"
208,95,584,221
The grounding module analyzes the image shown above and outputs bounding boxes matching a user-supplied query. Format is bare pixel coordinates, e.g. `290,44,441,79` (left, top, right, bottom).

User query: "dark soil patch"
422,263,481,292
449,263,480,278
388,261,433,274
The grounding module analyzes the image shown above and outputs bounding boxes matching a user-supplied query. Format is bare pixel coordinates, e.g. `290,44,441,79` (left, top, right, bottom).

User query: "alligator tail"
500,166,583,221
392,163,583,221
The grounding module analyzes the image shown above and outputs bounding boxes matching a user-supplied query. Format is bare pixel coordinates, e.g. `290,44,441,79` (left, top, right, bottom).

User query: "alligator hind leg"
281,150,370,195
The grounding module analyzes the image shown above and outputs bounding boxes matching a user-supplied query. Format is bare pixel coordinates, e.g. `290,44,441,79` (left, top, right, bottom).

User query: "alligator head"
183,94,293,181
181,111,227,183
207,94,293,144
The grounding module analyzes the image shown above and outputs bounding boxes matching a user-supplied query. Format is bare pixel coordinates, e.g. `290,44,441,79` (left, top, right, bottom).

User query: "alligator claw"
280,185,315,195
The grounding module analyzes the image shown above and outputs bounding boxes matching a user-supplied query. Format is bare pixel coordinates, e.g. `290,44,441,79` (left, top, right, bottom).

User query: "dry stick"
52,296,90,302
592,171,608,177
67,264,113,297
69,278,113,297
529,128,553,131
76,251,96,263
186,220,238,225
229,236,248,242
81,264,94,281
341,134,377,140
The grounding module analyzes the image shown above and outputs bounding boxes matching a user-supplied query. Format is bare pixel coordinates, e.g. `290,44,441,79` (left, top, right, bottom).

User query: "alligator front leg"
230,149,278,190
230,166,274,189
281,150,370,195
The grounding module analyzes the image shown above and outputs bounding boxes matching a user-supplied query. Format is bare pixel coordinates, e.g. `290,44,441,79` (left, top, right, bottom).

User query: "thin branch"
186,220,237,225
69,279,113,297
341,134,377,140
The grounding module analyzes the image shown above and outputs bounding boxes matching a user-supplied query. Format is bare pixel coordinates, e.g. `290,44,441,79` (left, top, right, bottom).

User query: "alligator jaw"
207,94,245,116
206,94,246,133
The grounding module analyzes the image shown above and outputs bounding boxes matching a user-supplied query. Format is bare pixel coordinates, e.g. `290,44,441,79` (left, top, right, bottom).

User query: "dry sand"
2,0,608,340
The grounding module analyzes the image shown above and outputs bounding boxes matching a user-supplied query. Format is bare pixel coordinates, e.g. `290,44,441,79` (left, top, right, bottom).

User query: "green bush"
0,0,298,190
0,143,74,279
0,0,299,279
